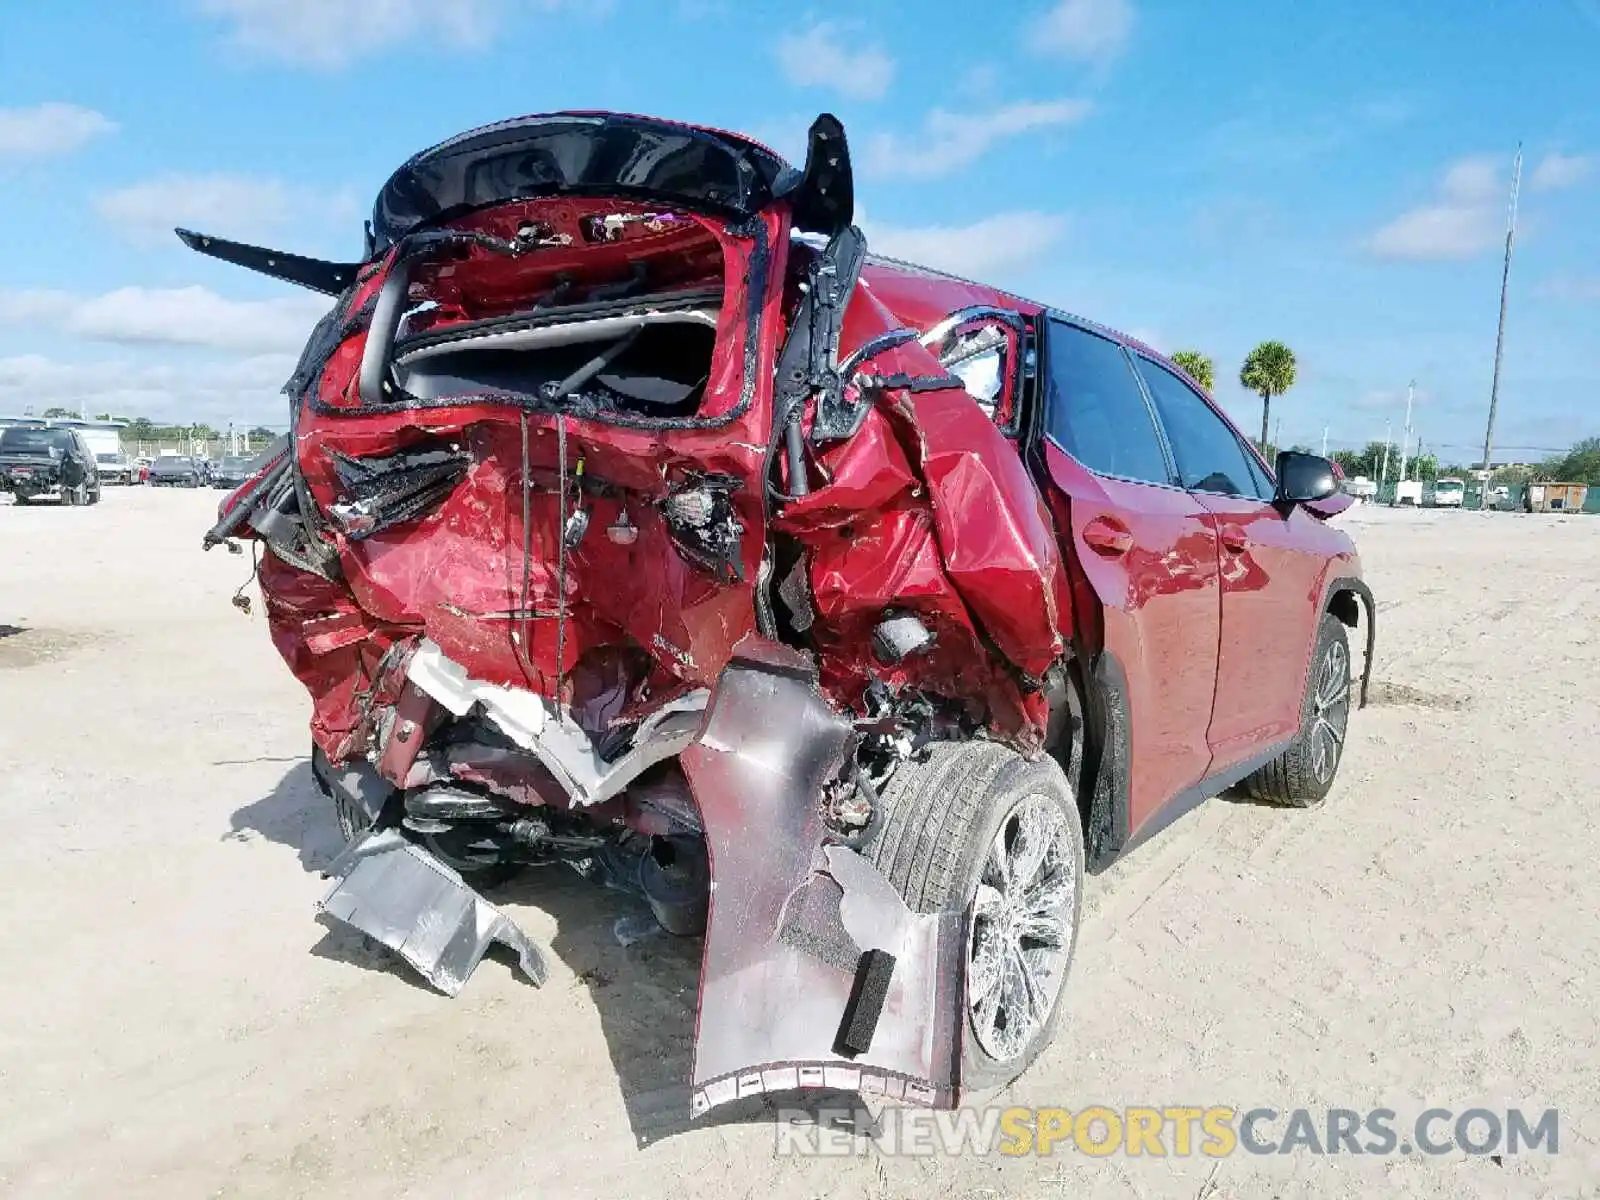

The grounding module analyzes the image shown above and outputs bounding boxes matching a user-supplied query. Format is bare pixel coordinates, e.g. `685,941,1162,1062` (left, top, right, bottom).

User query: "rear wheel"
1242,612,1352,807
863,740,1084,1090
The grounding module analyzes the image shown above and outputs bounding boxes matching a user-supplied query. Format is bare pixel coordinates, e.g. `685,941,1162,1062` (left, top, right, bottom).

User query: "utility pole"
1479,144,1522,509
1398,380,1415,481
1379,421,1391,492
1273,416,1282,451
1321,425,1329,458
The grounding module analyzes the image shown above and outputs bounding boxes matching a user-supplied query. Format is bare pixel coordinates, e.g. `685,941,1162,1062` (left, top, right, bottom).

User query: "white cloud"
1438,155,1502,204
863,99,1092,179
862,210,1069,280
0,353,297,426
1367,206,1501,262
1367,154,1510,262
95,173,360,244
0,103,117,158
197,0,598,68
1,285,330,353
1534,275,1600,302
774,22,895,101
1529,151,1592,192
1030,0,1133,62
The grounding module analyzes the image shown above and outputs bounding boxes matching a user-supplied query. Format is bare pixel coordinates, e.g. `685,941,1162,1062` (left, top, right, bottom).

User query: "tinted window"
1045,322,1171,484
0,427,71,452
1243,445,1276,497
1134,358,1272,500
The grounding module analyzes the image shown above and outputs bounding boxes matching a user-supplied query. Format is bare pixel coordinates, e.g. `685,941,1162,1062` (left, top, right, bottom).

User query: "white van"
1432,477,1465,508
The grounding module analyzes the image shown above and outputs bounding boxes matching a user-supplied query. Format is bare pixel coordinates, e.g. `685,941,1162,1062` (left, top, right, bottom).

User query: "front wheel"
863,740,1084,1091
1242,612,1352,807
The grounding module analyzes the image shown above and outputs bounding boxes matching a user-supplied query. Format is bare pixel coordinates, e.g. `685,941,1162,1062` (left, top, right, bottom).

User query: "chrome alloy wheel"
1309,638,1351,784
967,793,1077,1061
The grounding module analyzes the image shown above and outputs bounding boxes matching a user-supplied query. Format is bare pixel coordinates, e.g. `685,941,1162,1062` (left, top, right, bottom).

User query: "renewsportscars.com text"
776,1105,1559,1159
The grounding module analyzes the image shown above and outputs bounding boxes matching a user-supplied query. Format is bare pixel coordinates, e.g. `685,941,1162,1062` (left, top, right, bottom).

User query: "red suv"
192,112,1374,1115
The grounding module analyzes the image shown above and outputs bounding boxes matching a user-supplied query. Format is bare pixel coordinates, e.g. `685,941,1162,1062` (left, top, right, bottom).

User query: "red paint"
227,110,1366,858
1195,495,1357,771
1044,445,1221,834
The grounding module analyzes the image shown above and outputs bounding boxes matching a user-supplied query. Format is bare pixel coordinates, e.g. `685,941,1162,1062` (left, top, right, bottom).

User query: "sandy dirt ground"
2,486,1597,1199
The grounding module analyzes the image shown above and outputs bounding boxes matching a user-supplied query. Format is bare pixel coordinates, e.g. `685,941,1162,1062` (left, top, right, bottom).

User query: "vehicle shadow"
225,761,852,1146
225,760,346,873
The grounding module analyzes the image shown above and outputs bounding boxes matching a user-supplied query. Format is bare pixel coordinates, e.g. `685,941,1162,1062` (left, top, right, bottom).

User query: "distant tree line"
1159,350,1596,487
36,409,280,448
1519,437,1600,485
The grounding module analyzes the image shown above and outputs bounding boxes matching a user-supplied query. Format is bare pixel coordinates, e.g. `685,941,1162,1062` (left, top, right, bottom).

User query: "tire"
863,739,1085,1091
88,484,102,505
332,789,373,845
1241,612,1352,807
62,482,85,506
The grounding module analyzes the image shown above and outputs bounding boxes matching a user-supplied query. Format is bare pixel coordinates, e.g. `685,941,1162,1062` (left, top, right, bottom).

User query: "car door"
1130,355,1328,771
1037,319,1222,840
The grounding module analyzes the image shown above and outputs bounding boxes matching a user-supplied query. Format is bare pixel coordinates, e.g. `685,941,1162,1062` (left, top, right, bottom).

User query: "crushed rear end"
191,112,1070,1116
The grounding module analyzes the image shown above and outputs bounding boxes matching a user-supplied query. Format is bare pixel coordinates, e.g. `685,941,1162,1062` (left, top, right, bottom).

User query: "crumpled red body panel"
258,548,412,761
900,388,1066,680
303,416,766,698
254,196,1072,759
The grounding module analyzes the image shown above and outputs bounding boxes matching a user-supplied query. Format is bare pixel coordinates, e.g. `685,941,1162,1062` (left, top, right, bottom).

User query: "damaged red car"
188,112,1375,1115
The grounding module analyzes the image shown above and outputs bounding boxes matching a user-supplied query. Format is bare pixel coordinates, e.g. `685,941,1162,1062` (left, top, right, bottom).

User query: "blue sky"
1,0,1596,463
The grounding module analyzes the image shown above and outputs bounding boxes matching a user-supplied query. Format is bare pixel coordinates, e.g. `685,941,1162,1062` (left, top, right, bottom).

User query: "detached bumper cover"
682,639,965,1116
318,828,547,996
312,639,964,1116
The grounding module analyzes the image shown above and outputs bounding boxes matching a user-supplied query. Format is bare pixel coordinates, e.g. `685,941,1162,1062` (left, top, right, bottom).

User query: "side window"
1243,445,1276,498
1045,321,1171,485
1134,358,1272,500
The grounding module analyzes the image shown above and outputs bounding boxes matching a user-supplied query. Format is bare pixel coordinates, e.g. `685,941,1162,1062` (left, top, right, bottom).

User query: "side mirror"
1274,450,1339,504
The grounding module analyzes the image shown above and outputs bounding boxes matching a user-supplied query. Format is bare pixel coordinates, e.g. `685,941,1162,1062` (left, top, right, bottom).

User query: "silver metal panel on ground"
318,828,547,996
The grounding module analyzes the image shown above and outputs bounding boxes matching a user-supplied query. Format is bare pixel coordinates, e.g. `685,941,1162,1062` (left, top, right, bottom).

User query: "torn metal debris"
319,828,547,996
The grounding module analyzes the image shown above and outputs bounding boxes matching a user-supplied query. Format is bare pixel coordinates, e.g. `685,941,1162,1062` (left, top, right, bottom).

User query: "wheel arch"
1321,575,1376,709
1044,646,1131,875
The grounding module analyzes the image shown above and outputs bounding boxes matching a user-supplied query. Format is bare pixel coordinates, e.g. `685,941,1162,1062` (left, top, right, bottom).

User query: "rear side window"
1044,321,1171,485
1134,357,1272,500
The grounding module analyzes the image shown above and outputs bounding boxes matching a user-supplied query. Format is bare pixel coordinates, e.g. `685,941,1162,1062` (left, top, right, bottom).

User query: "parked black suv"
0,424,101,505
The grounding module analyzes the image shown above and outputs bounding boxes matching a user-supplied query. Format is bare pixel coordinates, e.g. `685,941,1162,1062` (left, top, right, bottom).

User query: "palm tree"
1239,341,1298,451
1169,350,1215,392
